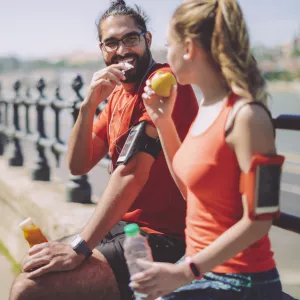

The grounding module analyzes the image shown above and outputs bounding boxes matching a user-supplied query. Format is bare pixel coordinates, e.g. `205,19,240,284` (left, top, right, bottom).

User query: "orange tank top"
172,94,276,273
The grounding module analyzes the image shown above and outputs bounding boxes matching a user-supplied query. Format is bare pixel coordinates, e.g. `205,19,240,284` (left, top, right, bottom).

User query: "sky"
0,0,299,59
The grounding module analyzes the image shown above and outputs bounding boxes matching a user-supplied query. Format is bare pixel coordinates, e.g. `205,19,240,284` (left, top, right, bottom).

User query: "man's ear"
98,43,103,52
145,32,152,47
99,43,106,58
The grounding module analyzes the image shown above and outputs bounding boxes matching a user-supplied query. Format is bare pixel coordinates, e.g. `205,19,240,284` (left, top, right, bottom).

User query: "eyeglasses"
100,32,146,52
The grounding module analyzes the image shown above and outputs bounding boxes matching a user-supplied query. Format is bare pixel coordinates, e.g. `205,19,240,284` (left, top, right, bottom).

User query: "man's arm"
80,124,158,249
22,124,158,278
67,101,108,175
67,63,130,175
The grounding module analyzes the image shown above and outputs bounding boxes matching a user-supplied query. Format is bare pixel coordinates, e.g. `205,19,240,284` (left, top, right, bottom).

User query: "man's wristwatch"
70,235,93,259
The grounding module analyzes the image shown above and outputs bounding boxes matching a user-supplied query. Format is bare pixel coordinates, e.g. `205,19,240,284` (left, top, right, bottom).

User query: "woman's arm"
156,117,187,199
130,103,277,298
191,102,276,274
143,84,187,199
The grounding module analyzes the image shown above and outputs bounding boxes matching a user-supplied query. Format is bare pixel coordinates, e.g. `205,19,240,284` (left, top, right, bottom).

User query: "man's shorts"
95,221,186,300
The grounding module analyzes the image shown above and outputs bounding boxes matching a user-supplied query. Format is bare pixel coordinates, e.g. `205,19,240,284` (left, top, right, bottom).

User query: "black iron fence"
273,115,300,234
0,75,107,204
0,75,299,234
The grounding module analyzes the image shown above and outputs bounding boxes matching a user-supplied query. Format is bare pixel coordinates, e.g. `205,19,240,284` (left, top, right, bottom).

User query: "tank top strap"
225,99,275,137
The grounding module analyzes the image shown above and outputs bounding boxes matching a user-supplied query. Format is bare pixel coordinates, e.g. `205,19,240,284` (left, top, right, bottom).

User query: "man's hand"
22,242,86,279
84,63,130,109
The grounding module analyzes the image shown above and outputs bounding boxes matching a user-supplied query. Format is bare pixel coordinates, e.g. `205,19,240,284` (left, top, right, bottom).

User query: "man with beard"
9,1,198,300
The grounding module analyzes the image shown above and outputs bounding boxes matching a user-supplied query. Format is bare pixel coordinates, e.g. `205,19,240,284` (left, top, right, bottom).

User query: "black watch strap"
70,235,93,259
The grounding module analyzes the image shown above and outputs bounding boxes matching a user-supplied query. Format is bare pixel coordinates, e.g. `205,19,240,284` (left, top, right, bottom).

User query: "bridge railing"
273,115,300,234
0,76,299,234
0,75,107,204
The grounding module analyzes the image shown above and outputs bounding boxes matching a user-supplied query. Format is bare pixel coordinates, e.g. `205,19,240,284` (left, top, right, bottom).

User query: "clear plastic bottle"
19,217,48,248
124,223,153,299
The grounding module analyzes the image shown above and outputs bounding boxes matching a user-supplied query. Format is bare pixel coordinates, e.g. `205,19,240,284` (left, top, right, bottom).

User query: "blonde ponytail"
211,0,268,104
171,0,268,105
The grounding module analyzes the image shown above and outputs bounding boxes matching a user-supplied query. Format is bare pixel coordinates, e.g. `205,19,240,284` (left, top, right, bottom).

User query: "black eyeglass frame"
100,32,146,52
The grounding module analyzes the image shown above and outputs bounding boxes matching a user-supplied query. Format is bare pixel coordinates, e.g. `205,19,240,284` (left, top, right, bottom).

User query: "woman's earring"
183,54,189,60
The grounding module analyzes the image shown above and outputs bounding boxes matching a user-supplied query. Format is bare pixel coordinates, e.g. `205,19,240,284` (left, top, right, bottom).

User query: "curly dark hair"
97,0,149,42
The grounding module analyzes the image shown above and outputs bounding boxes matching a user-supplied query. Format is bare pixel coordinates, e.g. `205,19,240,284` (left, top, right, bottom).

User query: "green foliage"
292,49,300,57
0,240,21,275
264,71,294,81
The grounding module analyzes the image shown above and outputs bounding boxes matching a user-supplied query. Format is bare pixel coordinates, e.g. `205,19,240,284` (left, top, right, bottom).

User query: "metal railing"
0,77,299,234
273,115,300,234
0,75,107,204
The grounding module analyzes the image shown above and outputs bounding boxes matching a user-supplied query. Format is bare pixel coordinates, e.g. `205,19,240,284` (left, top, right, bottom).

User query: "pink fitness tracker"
185,256,202,280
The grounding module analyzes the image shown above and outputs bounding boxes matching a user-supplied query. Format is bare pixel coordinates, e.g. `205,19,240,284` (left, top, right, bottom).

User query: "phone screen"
117,122,145,164
255,164,281,209
119,130,137,158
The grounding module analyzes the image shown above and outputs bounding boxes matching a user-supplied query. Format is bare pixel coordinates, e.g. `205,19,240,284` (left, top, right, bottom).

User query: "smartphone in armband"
240,154,285,220
116,122,146,165
254,164,281,214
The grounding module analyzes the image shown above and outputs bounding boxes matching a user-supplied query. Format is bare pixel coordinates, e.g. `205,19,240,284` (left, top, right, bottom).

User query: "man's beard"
105,45,152,84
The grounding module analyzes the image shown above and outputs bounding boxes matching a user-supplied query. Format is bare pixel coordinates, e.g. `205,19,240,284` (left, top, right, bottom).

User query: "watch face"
71,235,82,248
70,235,92,259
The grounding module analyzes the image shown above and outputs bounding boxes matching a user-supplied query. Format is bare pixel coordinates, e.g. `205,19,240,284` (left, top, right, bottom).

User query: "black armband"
116,121,162,165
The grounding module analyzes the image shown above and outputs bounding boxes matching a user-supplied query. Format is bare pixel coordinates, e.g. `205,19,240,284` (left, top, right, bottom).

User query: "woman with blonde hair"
130,0,285,299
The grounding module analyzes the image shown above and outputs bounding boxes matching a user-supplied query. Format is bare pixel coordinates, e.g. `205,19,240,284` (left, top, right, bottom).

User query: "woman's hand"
130,259,193,300
142,80,177,126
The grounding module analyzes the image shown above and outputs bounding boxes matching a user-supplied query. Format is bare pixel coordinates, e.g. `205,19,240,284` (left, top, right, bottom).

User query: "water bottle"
124,223,153,299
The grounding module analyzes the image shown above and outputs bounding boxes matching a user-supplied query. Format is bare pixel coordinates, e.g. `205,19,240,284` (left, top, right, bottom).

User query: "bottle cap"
124,223,140,237
19,218,34,230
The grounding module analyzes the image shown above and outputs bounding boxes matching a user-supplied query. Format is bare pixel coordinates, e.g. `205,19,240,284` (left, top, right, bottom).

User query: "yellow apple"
151,71,177,97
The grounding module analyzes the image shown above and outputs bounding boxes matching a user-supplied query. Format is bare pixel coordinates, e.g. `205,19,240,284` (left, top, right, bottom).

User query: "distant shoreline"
1,68,300,95
267,80,300,93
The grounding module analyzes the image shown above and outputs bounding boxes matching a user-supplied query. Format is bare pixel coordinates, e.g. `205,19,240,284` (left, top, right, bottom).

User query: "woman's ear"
145,32,152,47
183,38,197,60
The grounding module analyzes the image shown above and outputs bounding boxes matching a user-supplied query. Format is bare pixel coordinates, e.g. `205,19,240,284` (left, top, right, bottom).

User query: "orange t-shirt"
173,94,276,272
93,63,198,238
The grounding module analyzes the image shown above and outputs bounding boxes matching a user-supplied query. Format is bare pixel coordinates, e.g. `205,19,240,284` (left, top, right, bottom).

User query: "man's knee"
9,273,38,300
9,252,121,300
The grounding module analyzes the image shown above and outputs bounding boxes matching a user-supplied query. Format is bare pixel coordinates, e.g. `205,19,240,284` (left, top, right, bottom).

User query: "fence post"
24,87,34,137
0,82,5,155
66,75,92,203
50,86,67,167
9,80,24,166
31,78,51,181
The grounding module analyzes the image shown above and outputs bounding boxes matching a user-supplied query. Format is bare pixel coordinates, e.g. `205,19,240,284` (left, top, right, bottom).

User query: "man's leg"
9,250,120,300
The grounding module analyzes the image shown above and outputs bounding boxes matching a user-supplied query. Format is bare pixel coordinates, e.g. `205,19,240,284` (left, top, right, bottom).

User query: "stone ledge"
0,157,96,262
0,156,299,298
